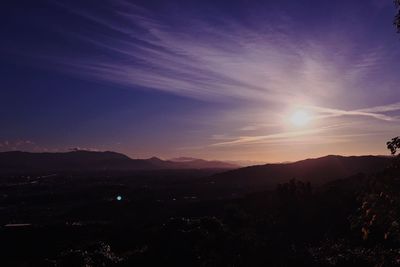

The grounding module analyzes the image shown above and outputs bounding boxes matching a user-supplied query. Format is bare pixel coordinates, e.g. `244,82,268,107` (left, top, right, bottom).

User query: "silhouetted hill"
0,151,152,173
213,155,391,187
142,156,238,169
170,157,200,162
169,157,239,169
0,151,238,174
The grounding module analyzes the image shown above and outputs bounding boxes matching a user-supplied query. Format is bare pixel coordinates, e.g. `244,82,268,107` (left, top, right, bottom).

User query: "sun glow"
289,110,311,127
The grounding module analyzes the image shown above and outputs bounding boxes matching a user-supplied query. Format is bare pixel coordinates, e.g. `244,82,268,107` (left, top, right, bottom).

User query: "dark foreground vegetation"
1,140,400,266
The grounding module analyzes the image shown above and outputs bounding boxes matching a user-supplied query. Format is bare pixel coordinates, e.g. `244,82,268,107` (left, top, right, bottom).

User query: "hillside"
212,155,392,187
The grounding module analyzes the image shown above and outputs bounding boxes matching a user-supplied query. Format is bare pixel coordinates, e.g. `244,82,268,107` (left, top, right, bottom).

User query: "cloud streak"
0,140,44,152
46,0,395,108
308,102,400,122
209,123,384,147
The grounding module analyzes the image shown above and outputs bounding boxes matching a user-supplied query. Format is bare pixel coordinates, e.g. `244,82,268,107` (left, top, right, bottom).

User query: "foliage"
387,136,400,156
347,136,400,262
310,239,400,266
349,174,400,246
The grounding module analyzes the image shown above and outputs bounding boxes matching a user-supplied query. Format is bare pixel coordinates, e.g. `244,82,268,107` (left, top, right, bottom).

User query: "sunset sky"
1,0,400,162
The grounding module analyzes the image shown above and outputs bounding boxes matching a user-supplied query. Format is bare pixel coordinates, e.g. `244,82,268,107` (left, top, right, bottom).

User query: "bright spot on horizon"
289,110,311,127
116,195,122,201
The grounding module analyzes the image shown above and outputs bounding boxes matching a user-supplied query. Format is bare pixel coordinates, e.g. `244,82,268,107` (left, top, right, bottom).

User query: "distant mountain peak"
0,150,238,174
170,157,200,162
147,156,164,162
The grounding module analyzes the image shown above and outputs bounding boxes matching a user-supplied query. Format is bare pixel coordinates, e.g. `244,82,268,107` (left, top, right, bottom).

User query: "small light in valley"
116,195,122,201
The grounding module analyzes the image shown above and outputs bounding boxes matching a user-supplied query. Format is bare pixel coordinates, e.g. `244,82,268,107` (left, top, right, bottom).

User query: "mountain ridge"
212,154,392,187
0,150,239,174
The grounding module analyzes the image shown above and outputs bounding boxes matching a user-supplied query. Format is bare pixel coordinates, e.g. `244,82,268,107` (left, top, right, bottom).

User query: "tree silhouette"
387,136,400,155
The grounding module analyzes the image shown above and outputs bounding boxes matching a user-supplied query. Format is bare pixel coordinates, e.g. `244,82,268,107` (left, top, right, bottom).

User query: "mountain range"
212,154,392,187
0,150,239,174
0,151,393,188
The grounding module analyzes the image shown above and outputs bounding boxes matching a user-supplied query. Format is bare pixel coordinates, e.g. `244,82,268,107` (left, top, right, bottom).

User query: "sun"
289,110,311,126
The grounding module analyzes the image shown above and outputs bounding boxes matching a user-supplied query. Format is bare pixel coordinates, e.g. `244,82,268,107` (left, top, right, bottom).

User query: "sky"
1,0,400,162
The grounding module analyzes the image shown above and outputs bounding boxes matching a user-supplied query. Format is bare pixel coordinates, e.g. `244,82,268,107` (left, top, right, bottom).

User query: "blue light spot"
116,195,122,201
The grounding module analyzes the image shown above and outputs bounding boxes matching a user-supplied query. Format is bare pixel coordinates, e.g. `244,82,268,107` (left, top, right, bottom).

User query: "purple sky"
1,0,400,162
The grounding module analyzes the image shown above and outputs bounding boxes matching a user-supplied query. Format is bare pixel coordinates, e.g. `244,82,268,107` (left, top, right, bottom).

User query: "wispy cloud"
239,123,280,131
210,128,326,147
210,122,352,146
307,102,400,121
0,140,45,152
357,102,400,113
209,123,383,147
45,0,393,108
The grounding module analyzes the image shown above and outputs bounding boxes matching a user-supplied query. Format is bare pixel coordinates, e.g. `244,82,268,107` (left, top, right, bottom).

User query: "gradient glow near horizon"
1,0,400,162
